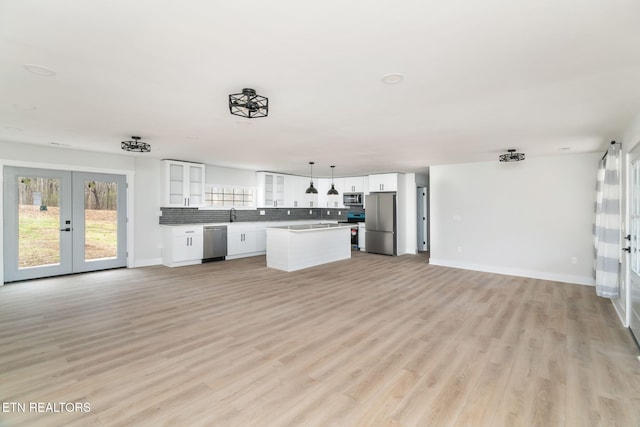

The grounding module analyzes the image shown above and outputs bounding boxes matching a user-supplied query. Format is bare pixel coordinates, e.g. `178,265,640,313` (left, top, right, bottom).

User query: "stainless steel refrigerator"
365,192,397,256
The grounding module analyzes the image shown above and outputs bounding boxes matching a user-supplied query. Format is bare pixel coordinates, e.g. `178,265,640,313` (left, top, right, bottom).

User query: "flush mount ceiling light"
381,73,404,84
327,165,339,195
305,161,318,194
499,149,525,162
229,88,268,118
23,63,57,77
121,136,150,153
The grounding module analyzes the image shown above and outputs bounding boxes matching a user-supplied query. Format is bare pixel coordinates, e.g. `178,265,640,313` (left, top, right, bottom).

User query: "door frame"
416,186,428,252
0,159,135,285
625,141,640,340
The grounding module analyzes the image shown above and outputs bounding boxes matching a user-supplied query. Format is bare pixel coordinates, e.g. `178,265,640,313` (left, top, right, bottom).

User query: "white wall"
430,152,601,285
133,158,162,266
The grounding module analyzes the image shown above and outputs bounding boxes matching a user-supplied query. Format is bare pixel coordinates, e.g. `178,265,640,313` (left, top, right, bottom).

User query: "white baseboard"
612,299,628,327
132,258,162,268
226,251,266,260
428,258,595,286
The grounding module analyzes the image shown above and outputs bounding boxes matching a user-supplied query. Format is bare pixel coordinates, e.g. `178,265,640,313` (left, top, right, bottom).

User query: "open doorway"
417,186,429,261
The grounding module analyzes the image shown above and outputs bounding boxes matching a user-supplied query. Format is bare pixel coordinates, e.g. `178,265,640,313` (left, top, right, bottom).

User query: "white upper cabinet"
368,173,398,192
284,175,308,208
162,160,205,207
343,176,366,193
257,172,285,207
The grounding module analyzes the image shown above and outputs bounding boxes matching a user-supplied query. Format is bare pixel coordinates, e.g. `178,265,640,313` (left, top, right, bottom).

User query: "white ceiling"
1,0,640,177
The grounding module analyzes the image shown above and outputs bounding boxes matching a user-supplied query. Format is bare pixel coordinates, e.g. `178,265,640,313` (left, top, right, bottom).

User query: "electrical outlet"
259,210,265,216
309,210,313,215
571,256,578,264
327,210,330,215
338,211,341,215
287,210,290,215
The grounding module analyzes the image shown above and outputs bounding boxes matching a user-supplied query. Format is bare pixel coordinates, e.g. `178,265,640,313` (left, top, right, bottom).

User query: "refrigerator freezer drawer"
366,230,396,256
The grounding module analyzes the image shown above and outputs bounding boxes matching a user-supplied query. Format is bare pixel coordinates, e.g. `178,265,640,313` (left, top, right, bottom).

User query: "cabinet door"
284,175,306,208
188,164,204,206
293,176,309,207
274,175,285,207
172,231,202,262
227,225,257,256
344,176,364,193
369,173,397,192
259,173,285,207
264,173,274,207
168,162,186,206
227,231,246,256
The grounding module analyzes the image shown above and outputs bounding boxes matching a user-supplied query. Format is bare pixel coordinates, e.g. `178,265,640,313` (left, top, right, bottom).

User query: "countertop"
267,223,352,232
160,220,338,227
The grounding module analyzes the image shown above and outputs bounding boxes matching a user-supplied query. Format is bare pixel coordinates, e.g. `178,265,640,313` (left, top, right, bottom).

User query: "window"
205,186,255,207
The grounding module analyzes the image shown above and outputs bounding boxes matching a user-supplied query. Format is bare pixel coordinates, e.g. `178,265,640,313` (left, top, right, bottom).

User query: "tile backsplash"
159,207,364,225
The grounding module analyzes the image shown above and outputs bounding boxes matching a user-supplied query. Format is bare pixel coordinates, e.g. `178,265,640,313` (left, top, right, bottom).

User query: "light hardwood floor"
1,252,639,426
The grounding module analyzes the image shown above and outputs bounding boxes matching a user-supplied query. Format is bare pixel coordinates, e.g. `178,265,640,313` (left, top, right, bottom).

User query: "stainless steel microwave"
343,192,363,205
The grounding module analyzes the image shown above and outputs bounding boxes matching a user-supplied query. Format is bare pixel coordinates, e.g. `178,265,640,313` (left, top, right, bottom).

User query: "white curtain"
593,143,621,298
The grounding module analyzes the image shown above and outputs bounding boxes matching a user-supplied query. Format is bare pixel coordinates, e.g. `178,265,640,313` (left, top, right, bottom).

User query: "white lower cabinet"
162,226,203,267
227,224,262,259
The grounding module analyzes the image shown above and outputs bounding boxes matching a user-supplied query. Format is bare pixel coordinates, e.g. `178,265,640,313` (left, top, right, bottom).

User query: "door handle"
60,228,71,232
623,247,631,253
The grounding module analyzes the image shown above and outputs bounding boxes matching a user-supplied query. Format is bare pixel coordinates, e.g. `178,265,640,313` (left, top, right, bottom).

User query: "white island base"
266,224,351,272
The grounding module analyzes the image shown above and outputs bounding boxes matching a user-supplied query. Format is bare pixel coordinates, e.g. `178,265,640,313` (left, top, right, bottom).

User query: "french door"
3,167,127,282
629,148,640,344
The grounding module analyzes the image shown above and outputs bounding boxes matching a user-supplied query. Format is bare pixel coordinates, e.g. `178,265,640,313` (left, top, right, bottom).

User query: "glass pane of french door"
3,167,73,282
72,172,127,273
18,176,62,267
83,179,118,261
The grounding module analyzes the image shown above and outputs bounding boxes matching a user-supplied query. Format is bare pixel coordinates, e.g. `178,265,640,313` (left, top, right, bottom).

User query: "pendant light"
327,165,339,195
305,161,318,194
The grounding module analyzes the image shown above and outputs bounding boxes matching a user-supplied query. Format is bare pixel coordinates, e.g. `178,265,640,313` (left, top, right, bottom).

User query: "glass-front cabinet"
256,172,286,207
162,160,205,207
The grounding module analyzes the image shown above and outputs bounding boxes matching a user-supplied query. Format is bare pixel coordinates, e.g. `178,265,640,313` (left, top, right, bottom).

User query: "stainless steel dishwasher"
203,225,227,261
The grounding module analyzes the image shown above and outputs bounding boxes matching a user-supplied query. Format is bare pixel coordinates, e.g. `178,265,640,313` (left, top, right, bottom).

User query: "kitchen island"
266,223,351,272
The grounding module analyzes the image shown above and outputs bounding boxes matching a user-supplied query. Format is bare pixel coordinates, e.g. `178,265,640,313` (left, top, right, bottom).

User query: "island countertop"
267,223,352,232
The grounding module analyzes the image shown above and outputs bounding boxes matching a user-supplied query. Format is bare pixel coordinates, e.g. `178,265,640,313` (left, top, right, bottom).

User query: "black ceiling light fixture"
327,165,339,195
121,136,150,153
499,149,525,162
229,88,268,118
305,161,318,194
